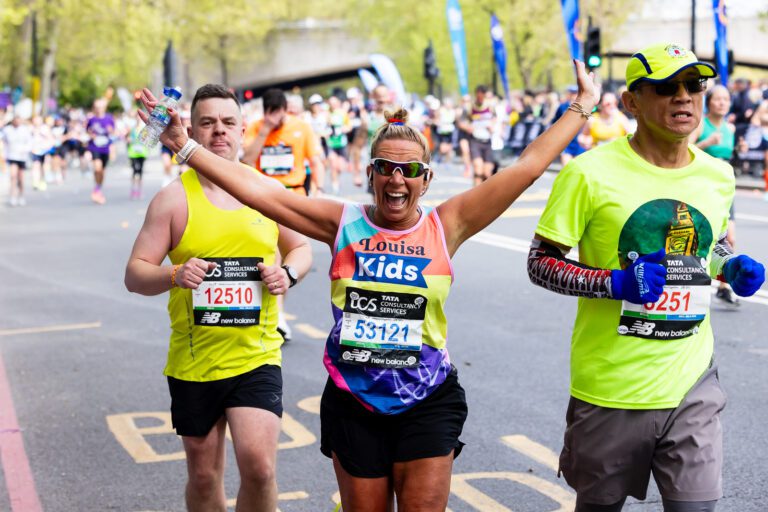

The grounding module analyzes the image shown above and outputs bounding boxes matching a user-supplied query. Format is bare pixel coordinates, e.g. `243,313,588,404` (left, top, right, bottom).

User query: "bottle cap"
163,86,183,100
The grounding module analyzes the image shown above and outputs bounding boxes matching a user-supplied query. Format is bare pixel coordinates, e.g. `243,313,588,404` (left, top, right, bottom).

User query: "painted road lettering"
106,411,314,463
109,397,574,510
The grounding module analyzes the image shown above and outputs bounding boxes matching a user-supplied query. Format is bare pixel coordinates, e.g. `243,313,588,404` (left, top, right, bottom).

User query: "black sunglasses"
643,78,707,97
370,158,430,178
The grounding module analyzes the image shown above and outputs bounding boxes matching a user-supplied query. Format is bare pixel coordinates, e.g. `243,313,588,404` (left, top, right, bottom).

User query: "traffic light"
424,41,440,81
584,26,602,70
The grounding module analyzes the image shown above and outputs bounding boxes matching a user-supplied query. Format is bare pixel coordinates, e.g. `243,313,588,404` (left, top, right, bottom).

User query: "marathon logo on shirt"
202,257,262,281
343,287,428,320
339,348,419,369
353,252,430,288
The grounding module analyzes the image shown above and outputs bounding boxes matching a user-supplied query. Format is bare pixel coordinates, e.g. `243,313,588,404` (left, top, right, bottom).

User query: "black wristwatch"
282,265,298,288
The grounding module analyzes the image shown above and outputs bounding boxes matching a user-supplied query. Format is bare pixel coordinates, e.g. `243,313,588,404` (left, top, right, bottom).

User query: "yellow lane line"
499,207,544,218
294,323,327,339
501,435,560,472
0,322,102,337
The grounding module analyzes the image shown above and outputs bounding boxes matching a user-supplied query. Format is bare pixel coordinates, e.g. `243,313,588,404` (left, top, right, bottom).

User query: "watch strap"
282,265,298,288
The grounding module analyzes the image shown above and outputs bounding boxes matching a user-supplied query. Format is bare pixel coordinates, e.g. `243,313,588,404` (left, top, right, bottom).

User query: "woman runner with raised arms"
139,60,597,512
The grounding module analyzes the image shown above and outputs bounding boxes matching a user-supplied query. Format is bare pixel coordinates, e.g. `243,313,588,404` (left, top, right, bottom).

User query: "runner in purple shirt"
86,98,115,204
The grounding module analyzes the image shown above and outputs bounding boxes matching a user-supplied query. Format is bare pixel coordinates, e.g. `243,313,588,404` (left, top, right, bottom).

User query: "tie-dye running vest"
325,204,455,414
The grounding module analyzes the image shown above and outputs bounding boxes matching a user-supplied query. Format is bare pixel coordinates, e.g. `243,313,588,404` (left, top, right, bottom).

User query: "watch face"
284,266,298,281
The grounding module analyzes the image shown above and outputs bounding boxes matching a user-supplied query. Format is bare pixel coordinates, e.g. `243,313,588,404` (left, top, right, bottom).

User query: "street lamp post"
691,0,696,54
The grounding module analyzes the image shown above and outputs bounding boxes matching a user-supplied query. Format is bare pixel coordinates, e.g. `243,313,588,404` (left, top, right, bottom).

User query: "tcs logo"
349,292,377,312
206,266,222,278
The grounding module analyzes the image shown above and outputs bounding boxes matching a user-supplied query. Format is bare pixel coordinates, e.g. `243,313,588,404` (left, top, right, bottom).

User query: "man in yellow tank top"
124,84,312,512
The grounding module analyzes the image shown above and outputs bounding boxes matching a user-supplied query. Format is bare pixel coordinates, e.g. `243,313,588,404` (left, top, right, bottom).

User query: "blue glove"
723,255,765,297
611,249,667,304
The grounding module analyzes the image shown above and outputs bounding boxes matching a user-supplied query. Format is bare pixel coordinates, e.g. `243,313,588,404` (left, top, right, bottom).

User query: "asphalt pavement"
1,154,767,512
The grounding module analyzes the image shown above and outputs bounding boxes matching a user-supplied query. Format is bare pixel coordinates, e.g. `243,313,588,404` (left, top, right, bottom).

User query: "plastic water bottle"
139,86,182,148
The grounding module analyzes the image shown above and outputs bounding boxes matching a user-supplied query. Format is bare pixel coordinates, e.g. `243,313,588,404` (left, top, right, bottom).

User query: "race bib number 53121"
338,287,427,369
192,257,262,327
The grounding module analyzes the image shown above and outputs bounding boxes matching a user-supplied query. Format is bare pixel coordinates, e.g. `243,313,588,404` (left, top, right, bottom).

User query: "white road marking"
0,322,102,337
736,212,768,223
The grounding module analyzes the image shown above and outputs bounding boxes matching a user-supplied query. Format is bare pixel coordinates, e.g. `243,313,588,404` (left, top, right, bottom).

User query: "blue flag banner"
490,14,510,100
446,0,470,97
713,0,729,85
358,68,379,93
560,0,583,62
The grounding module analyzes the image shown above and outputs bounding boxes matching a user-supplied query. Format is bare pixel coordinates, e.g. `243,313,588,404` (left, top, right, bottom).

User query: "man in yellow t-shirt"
125,84,312,512
528,43,765,512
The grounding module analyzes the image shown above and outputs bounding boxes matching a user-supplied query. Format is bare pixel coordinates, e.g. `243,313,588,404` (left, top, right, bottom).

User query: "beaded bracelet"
171,265,181,288
568,101,593,119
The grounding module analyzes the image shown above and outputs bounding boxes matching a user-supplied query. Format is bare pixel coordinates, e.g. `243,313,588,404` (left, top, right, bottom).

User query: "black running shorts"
320,365,468,478
167,364,283,437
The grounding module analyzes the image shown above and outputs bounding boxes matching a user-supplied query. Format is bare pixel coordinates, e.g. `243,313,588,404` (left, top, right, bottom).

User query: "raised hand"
573,59,600,112
137,88,188,152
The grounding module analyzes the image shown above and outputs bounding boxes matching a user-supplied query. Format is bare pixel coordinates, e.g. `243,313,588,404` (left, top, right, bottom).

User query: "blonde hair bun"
384,108,409,124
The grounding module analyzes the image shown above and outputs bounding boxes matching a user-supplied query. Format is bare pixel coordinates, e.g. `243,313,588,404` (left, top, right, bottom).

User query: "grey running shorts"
559,364,726,505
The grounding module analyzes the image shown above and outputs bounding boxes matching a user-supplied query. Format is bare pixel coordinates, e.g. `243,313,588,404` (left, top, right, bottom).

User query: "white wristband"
176,139,201,165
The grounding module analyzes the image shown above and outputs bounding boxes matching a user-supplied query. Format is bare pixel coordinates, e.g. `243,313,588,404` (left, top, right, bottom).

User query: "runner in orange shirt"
243,89,325,195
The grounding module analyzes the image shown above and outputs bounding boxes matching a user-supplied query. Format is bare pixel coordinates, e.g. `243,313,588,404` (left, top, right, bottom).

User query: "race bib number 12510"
192,257,263,327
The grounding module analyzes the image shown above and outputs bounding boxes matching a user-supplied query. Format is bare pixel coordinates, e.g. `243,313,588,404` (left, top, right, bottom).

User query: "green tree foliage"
167,0,286,86
0,0,644,108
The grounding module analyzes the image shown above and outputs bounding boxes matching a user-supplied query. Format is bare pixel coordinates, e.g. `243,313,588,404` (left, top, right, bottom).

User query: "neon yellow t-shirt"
536,136,734,409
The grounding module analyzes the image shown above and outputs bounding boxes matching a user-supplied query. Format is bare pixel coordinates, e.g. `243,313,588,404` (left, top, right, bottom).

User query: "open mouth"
384,191,408,208
671,112,692,120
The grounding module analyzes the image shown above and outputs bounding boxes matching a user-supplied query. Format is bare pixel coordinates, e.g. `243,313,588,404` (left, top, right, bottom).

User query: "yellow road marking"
276,412,317,450
106,412,184,463
295,323,327,339
499,207,544,218
501,434,560,471
0,322,101,337
297,395,321,415
451,472,574,511
107,411,317,464
227,491,309,510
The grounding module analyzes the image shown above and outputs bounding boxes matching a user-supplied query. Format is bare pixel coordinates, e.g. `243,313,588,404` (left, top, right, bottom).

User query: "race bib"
338,287,427,369
192,257,263,326
472,123,491,141
619,255,711,340
260,145,294,176
94,135,110,147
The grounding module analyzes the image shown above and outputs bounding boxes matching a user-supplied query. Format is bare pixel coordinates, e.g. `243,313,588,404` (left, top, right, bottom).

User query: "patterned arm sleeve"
527,239,614,299
710,232,735,281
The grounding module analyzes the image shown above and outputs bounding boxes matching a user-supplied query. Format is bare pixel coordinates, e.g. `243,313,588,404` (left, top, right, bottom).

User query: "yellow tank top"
166,169,282,381
589,113,628,145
